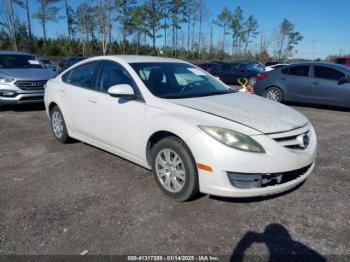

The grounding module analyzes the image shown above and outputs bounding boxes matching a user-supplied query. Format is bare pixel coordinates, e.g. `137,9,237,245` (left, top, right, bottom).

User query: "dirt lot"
0,103,349,259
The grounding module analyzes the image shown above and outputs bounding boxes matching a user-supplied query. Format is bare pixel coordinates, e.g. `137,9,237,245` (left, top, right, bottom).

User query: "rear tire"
50,106,70,143
264,86,284,103
151,136,199,201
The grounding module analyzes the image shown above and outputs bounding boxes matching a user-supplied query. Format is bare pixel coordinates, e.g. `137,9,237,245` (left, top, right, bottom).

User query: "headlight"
199,126,265,153
0,74,14,84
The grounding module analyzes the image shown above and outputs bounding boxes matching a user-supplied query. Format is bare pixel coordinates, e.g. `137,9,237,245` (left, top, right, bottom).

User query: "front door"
88,61,146,159
312,65,350,107
60,61,100,139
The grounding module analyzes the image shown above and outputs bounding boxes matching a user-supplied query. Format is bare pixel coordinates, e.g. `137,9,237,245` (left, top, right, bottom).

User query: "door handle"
88,97,97,103
311,81,319,86
280,77,286,80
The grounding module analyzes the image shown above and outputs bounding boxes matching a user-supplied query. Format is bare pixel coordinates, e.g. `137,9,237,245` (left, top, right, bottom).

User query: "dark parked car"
236,60,265,71
254,62,350,108
202,62,261,85
59,56,86,72
38,57,59,77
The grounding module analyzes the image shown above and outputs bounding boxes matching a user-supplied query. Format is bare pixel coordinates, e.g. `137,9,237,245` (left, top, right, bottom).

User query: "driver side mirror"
107,84,135,98
338,77,350,85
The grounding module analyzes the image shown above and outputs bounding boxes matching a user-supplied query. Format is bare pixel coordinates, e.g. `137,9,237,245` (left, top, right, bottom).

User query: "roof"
289,62,341,66
89,55,186,64
0,50,33,56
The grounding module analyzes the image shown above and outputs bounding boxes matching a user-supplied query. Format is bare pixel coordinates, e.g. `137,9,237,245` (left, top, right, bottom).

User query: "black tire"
151,136,199,201
263,86,284,103
50,105,70,143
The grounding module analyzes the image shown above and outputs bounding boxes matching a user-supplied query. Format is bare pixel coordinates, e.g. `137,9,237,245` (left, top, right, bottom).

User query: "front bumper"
187,125,317,198
0,92,44,105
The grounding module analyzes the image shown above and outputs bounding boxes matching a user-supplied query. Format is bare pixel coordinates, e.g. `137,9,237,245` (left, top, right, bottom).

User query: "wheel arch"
48,102,58,116
145,130,192,167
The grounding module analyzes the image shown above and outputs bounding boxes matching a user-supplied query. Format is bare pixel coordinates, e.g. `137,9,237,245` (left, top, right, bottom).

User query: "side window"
314,66,345,81
96,61,135,93
288,66,310,77
62,62,98,89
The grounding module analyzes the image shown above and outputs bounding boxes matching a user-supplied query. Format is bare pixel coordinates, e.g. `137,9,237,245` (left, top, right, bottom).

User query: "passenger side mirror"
107,84,135,98
239,66,245,72
338,77,350,85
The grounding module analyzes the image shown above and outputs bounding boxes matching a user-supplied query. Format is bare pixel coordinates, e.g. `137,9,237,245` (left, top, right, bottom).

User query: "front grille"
15,80,47,90
268,125,311,150
227,164,312,189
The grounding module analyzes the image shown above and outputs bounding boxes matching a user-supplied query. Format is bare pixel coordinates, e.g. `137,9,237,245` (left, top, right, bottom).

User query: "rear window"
288,66,310,77
62,62,98,89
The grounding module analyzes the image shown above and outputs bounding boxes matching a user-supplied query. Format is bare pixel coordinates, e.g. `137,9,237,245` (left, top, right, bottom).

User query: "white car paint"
264,63,289,72
44,55,317,198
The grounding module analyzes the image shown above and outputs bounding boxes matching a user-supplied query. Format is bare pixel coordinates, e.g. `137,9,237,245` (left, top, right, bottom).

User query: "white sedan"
264,63,290,72
44,56,317,201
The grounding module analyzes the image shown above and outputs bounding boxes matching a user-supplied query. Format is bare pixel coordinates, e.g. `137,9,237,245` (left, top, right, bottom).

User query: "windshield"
130,62,234,99
0,55,43,69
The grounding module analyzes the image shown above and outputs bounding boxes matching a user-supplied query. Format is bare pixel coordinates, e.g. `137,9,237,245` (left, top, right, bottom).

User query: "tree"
168,0,186,55
76,1,95,55
230,6,243,55
13,0,32,39
64,0,75,47
0,0,17,50
130,5,148,54
115,0,136,54
213,7,231,52
145,0,163,52
277,18,303,59
183,0,195,51
196,0,210,57
160,0,169,48
7,0,17,50
96,0,112,55
33,0,61,42
242,15,258,55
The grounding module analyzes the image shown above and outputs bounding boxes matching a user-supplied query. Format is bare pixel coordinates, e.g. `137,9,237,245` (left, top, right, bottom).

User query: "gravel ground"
0,103,349,259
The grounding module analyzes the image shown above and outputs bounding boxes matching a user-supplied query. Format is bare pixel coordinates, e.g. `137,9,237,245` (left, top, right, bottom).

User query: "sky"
12,0,350,59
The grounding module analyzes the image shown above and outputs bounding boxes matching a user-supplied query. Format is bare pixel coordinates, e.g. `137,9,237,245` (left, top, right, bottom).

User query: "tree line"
0,0,304,61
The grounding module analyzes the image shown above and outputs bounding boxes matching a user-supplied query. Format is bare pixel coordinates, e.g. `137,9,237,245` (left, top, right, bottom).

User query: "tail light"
257,73,268,80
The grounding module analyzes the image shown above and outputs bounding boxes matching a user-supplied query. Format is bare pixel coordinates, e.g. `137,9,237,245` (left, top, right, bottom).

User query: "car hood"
0,68,54,80
170,93,308,134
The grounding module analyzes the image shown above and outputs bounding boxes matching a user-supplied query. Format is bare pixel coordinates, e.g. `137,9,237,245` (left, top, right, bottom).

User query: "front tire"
264,86,284,102
151,137,199,201
50,106,70,143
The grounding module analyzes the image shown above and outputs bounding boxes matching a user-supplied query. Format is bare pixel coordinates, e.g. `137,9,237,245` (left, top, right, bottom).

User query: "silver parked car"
0,51,56,106
254,62,350,108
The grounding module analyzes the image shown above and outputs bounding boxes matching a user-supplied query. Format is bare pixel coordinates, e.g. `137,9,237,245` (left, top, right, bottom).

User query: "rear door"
312,65,349,107
281,65,312,101
61,61,100,138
